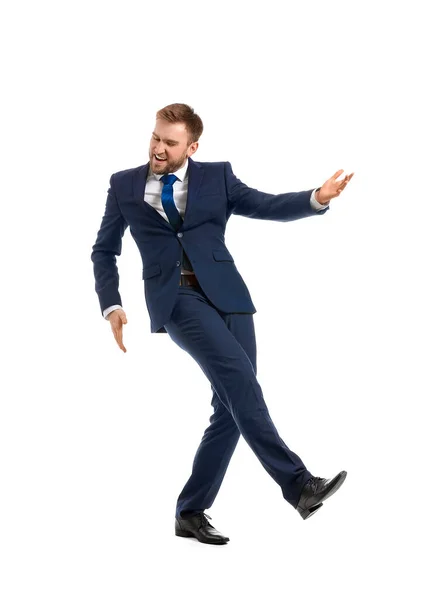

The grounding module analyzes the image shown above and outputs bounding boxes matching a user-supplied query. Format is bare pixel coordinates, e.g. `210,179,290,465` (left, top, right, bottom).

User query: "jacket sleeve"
91,174,128,315
224,161,329,221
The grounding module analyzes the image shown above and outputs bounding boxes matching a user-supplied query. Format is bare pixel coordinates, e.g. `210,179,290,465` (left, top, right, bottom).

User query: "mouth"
153,154,167,163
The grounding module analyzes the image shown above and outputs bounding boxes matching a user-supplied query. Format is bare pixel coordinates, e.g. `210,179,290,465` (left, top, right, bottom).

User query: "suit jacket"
91,156,329,333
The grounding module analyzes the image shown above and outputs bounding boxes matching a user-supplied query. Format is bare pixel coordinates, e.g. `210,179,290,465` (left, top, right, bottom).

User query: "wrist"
315,187,323,204
315,187,329,205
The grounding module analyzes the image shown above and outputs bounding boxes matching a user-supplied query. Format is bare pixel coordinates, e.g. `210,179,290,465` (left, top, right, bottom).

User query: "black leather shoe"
175,512,229,544
296,470,347,520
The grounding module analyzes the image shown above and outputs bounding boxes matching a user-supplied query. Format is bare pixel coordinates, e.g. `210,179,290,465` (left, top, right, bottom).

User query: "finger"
119,316,127,349
117,334,126,352
332,169,344,181
112,327,120,346
339,174,351,185
116,328,124,350
342,173,353,185
332,183,345,193
112,325,125,351
338,175,353,191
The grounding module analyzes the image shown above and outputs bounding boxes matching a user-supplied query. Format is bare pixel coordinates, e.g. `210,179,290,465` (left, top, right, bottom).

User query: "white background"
1,0,424,598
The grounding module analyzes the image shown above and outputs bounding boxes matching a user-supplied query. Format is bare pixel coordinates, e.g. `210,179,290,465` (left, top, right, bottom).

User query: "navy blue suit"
91,156,329,516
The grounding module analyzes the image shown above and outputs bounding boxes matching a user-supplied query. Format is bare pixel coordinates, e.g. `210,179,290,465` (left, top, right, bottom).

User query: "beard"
150,149,188,174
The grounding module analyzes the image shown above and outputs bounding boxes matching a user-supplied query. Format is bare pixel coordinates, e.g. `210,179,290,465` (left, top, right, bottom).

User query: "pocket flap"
212,249,234,262
142,263,161,279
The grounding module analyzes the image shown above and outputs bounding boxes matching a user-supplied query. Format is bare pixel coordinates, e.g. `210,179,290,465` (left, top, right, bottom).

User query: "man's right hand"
107,309,128,352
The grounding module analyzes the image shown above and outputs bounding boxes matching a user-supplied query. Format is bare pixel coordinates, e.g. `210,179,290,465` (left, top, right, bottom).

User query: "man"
91,103,354,545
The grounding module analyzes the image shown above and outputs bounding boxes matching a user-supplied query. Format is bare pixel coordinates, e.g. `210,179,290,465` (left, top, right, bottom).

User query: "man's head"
149,103,203,175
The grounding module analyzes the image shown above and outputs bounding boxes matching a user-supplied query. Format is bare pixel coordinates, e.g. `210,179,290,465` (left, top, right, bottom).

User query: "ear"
189,142,199,156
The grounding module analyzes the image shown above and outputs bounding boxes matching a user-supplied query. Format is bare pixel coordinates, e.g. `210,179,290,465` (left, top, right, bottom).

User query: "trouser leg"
164,287,312,513
173,299,257,518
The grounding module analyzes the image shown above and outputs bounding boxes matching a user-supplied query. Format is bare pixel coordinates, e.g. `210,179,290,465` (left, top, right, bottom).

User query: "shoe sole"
175,528,229,544
298,502,323,520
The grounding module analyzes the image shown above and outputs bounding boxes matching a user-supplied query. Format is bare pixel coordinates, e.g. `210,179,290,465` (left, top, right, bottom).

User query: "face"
149,119,199,175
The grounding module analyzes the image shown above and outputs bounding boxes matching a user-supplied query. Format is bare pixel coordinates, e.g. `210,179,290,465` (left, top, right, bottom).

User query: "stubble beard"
150,150,188,175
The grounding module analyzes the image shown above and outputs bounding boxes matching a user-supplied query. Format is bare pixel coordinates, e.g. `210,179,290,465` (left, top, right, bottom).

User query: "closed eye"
152,134,178,146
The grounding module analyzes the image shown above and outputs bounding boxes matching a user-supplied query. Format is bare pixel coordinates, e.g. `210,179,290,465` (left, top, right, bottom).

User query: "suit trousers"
163,284,313,518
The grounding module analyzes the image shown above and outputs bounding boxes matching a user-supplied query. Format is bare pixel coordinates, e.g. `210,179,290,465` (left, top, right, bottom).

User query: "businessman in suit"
91,103,354,545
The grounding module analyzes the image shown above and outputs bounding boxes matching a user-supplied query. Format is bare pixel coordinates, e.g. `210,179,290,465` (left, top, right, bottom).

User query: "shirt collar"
149,159,189,182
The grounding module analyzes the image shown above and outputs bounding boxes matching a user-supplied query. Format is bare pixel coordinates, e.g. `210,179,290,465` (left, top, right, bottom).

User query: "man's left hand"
316,170,354,204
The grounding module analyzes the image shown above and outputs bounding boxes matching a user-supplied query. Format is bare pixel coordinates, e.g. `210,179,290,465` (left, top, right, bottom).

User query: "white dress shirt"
103,161,328,319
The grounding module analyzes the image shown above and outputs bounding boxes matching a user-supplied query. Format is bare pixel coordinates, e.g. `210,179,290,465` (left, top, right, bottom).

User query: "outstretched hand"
317,170,354,204
107,308,128,352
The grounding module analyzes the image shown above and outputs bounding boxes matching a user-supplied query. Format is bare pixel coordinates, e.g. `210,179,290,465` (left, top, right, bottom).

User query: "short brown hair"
156,103,203,147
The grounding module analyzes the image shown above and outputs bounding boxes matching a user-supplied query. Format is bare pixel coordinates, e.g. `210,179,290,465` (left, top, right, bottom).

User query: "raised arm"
224,161,329,222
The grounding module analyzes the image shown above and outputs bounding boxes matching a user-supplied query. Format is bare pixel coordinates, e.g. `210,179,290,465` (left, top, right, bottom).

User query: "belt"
179,273,199,287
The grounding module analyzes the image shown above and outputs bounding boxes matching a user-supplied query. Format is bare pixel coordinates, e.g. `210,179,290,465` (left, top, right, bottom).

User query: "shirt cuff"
103,305,123,319
310,188,329,211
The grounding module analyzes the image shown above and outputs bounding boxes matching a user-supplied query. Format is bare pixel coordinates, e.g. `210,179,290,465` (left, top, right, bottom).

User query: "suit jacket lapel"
132,156,205,230
183,156,204,230
132,162,172,230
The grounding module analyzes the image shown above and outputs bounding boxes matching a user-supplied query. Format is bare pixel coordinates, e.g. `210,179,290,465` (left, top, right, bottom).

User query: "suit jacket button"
177,232,183,238
176,261,181,266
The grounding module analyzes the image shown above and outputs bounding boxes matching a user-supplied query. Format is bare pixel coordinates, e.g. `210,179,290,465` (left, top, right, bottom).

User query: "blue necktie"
160,174,183,230
160,173,193,272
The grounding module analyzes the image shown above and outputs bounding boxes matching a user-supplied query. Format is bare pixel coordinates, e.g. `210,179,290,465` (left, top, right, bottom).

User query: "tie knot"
160,174,178,186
